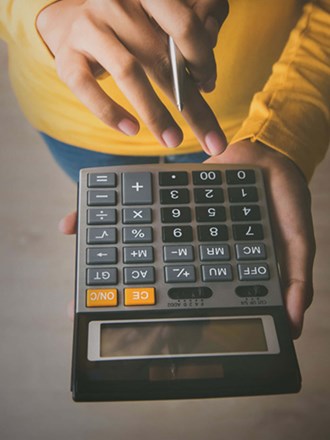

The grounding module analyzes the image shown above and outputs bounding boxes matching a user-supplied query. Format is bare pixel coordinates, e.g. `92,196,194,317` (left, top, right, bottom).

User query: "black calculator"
71,163,301,401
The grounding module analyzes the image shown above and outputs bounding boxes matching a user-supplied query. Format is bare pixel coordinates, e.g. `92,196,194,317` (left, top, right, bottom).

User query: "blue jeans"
40,133,209,182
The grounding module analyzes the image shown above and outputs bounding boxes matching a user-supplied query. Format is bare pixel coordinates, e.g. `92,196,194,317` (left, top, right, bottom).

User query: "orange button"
86,289,118,307
124,288,156,306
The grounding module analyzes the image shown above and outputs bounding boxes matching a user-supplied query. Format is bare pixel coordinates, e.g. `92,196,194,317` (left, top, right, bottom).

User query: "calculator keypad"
77,165,282,311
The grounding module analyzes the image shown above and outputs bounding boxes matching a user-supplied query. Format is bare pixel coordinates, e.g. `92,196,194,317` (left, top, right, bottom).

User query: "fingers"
141,0,218,91
88,28,184,147
59,211,78,235
191,0,229,48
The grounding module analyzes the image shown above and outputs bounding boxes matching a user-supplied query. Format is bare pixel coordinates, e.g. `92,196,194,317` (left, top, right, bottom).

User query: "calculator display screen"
100,318,268,359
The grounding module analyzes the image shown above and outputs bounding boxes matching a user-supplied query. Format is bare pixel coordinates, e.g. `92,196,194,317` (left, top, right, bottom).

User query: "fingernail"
161,127,183,148
205,16,220,47
204,130,226,155
118,118,139,136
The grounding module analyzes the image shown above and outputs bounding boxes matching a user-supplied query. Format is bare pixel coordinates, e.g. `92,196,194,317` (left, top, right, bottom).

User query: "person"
1,0,329,338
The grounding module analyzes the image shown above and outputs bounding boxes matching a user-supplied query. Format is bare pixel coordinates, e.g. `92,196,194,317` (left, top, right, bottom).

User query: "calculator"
71,163,301,401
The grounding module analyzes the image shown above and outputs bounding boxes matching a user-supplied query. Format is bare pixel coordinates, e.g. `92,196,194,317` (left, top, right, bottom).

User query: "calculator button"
195,206,226,222
86,289,118,307
194,188,224,204
88,173,116,188
87,227,117,244
228,187,258,203
197,225,228,242
235,285,268,298
162,226,193,243
87,268,118,285
160,188,190,204
123,227,153,243
164,265,196,283
124,288,156,306
124,267,155,284
122,208,152,224
201,264,233,281
87,208,117,225
168,287,213,300
161,207,191,223
226,169,256,185
123,246,154,263
122,172,153,205
232,224,264,240
87,247,117,265
199,244,230,261
163,245,194,262
87,190,116,206
237,263,270,281
235,243,267,260
230,205,261,221
159,171,188,186
192,170,222,185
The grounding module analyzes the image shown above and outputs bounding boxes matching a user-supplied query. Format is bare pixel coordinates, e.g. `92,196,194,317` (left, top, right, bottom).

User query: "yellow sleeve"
0,0,57,65
231,1,330,181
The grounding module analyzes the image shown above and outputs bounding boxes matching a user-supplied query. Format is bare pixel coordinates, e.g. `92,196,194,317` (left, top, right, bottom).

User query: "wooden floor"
1,41,329,440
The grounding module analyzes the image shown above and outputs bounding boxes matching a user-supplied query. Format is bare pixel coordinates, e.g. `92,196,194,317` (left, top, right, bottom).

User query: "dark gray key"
124,267,155,284
122,172,153,205
87,208,116,225
87,190,116,206
235,243,267,260
87,268,118,285
164,265,196,283
163,245,194,262
87,227,117,244
123,227,153,243
87,247,117,265
124,246,154,263
238,263,270,281
199,244,230,261
122,208,152,224
201,264,233,281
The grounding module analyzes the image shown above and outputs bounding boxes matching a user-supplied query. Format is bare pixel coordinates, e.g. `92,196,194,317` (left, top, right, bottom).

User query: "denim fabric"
40,132,209,182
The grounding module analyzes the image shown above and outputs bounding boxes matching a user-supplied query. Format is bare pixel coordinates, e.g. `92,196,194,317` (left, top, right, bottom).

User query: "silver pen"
168,36,185,112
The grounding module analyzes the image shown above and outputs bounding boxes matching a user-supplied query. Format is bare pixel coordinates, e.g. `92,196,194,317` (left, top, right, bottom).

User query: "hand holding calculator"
71,163,301,401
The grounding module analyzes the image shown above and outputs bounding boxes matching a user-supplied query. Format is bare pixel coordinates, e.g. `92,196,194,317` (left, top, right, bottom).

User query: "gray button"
164,265,196,283
199,244,230,261
87,247,117,265
238,263,270,281
124,267,155,284
87,190,116,206
87,208,116,225
88,172,116,188
87,268,118,285
163,245,194,262
235,243,266,260
124,246,154,263
87,228,117,244
122,208,152,224
123,227,153,243
122,172,153,205
201,264,233,281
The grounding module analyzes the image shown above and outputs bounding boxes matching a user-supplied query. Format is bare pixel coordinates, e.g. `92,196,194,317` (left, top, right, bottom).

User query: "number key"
162,226,193,243
161,207,191,223
160,188,190,204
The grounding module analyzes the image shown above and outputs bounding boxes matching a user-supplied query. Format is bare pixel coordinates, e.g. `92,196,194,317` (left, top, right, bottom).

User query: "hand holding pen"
37,0,229,155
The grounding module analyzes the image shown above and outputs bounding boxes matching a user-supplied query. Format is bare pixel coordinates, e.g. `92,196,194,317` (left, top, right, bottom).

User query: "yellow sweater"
1,0,329,181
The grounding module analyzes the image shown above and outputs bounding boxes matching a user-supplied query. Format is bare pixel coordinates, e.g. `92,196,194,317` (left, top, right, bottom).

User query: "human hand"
205,140,315,339
37,0,228,154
